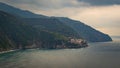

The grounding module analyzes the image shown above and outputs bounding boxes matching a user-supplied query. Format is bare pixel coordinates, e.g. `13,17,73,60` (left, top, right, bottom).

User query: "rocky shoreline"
0,43,88,54
0,38,88,53
0,49,20,54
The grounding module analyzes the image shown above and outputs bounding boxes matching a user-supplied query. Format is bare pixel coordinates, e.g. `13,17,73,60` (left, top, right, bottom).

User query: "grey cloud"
78,0,120,6
0,0,50,8
0,0,90,9
1,0,120,10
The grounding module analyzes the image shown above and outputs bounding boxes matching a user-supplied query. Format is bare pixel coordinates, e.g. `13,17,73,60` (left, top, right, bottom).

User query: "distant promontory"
0,2,112,51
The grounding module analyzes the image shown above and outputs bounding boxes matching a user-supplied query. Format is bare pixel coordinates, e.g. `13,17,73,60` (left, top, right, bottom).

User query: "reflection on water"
0,38,120,68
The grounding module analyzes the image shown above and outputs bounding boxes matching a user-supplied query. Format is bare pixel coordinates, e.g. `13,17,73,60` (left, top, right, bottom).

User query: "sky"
0,0,120,36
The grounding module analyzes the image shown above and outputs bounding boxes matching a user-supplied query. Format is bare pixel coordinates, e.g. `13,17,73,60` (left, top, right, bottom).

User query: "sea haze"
0,37,120,68
111,36,120,42
0,1,119,68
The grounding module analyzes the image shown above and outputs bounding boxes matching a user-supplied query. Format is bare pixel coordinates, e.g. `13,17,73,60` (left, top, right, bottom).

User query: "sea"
0,36,120,68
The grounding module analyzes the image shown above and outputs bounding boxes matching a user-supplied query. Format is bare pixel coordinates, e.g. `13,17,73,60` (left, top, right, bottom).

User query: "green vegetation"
0,11,69,51
0,2,112,51
24,17,80,38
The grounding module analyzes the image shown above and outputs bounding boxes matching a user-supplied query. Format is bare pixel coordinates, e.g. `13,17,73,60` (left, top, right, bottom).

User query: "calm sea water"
0,37,120,68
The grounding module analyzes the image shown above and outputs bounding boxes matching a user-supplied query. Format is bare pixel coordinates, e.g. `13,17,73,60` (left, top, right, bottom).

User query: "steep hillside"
57,17,112,42
0,2,47,18
0,29,13,51
0,2,81,38
0,2,112,42
23,18,81,38
0,11,69,51
0,10,40,50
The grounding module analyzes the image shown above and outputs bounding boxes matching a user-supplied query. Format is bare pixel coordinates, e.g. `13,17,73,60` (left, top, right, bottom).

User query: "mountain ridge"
0,2,112,42
56,17,112,42
0,2,47,18
0,10,88,51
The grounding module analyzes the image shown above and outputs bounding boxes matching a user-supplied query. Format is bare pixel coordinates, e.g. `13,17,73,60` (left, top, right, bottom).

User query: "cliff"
0,2,113,51
0,11,87,51
0,2,112,42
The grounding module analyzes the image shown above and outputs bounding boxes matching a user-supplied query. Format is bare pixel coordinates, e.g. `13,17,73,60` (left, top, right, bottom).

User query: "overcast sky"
0,0,120,36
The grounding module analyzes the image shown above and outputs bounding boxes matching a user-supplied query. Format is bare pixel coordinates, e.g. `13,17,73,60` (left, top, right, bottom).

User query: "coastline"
0,49,19,54
0,45,88,54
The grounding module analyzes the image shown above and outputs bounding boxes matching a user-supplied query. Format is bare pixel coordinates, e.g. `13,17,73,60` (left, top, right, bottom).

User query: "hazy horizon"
0,0,120,36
